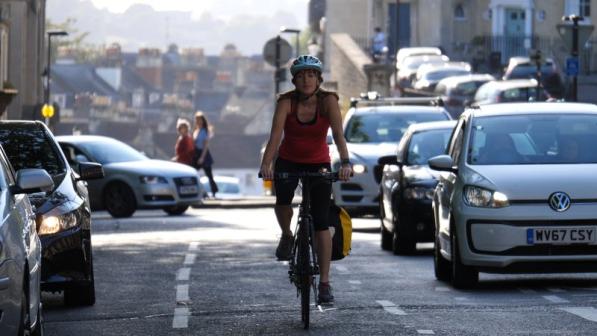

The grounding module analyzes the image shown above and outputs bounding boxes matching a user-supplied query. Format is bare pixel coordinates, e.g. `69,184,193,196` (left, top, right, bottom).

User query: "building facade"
0,0,46,120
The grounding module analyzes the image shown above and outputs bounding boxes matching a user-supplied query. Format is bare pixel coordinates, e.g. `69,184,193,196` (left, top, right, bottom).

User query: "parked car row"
372,98,597,289
0,121,204,334
396,47,566,118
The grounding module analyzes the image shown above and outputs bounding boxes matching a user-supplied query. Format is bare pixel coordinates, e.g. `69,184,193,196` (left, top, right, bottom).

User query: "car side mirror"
377,155,400,166
12,168,54,194
428,155,457,173
77,162,105,181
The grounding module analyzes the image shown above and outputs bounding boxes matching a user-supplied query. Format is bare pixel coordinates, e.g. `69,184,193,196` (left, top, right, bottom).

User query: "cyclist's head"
290,55,323,85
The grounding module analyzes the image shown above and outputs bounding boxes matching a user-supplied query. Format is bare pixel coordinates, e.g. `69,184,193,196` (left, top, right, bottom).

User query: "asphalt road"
43,208,597,335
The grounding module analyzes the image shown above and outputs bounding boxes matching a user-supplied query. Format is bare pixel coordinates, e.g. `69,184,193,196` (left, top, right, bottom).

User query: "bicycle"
260,171,339,329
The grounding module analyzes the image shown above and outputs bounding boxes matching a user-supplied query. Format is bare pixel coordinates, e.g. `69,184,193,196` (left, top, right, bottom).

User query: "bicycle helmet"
290,55,323,76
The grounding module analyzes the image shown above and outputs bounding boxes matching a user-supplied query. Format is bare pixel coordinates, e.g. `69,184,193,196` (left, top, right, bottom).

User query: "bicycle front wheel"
297,219,312,329
300,274,310,329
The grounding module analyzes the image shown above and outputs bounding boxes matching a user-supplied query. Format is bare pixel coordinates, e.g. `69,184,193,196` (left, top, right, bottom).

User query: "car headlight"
352,164,367,174
38,212,77,235
403,187,434,200
463,185,509,208
139,176,168,184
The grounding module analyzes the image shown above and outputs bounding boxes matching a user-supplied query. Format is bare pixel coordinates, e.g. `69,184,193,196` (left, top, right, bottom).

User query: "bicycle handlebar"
258,171,340,181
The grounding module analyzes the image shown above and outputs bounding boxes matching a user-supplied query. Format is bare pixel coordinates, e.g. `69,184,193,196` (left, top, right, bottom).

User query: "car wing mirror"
377,155,399,166
12,168,54,194
428,155,457,173
77,162,105,181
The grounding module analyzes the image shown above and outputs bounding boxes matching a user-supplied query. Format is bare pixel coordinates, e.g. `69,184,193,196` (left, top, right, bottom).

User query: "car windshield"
407,129,452,165
468,114,597,165
509,63,555,78
345,112,449,143
0,124,66,176
452,81,488,96
77,139,149,164
425,69,470,81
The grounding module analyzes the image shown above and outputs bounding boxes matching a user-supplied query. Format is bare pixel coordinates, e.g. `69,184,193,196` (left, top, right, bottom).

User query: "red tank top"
278,95,330,164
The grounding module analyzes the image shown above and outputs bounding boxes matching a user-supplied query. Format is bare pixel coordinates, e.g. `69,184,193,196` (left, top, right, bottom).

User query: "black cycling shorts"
274,157,332,232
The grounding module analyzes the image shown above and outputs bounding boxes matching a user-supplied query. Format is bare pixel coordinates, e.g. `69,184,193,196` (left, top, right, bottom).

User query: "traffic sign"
566,57,579,76
557,23,595,50
41,104,54,118
263,37,292,67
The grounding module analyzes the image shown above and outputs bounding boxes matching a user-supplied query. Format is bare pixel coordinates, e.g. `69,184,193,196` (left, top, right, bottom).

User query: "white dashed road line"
176,284,190,302
172,308,190,329
435,287,450,292
561,307,597,322
542,295,570,303
183,253,196,265
189,242,199,251
335,265,349,273
417,330,435,335
376,300,407,315
177,268,191,281
348,280,362,285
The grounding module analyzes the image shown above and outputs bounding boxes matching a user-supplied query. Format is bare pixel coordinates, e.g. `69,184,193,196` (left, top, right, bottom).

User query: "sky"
48,0,310,55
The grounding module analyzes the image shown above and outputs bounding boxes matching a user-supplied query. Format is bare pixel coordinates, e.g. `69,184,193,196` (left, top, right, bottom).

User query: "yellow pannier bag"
329,202,352,260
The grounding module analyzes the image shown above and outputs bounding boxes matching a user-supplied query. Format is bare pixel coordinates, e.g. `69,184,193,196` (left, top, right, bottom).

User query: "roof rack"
349,91,444,108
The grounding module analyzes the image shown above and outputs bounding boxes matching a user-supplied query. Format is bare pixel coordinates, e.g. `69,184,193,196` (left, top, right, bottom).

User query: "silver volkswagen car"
430,102,597,288
0,147,53,335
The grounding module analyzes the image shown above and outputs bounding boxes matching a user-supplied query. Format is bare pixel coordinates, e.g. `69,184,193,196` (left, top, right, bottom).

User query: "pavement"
199,195,290,209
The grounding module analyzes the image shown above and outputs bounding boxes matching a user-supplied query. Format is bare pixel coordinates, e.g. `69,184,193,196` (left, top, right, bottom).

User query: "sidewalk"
198,196,301,209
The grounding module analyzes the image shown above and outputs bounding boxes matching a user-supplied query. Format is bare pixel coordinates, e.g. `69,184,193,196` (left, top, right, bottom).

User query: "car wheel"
450,220,478,288
392,213,416,255
381,221,393,251
163,205,189,216
434,231,451,282
103,182,136,218
18,288,28,336
65,242,96,306
30,302,43,336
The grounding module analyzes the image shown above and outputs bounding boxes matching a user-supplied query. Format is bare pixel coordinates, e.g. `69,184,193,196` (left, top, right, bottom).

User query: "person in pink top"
259,55,352,304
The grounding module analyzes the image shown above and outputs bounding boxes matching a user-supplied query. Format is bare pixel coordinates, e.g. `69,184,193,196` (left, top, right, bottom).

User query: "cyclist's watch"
340,159,351,167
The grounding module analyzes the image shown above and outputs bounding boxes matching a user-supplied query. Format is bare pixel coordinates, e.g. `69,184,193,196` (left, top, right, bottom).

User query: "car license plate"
179,185,198,195
526,227,596,244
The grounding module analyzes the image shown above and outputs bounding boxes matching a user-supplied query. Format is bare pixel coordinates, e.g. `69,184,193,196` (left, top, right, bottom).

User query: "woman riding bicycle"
260,55,352,304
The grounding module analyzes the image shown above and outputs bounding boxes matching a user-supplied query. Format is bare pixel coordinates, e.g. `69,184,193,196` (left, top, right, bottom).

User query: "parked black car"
0,121,104,306
377,120,456,254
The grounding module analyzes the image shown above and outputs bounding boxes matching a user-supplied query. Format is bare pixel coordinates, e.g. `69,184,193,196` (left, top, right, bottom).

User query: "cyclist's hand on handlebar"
260,164,274,180
339,165,352,181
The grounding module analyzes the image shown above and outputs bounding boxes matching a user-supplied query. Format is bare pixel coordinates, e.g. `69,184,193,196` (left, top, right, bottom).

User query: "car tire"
163,205,189,216
18,288,28,336
392,214,416,255
381,221,393,251
104,182,136,218
434,232,451,282
450,220,478,288
64,242,96,306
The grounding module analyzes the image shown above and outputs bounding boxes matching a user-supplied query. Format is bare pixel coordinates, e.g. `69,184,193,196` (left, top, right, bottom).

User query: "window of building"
565,0,591,17
454,4,466,20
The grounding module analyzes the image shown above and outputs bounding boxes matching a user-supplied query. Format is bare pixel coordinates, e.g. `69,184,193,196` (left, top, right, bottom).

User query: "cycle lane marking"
176,284,190,302
376,300,407,315
560,307,597,322
417,330,435,335
542,295,569,303
177,268,191,281
172,241,199,329
173,308,190,329
183,253,196,265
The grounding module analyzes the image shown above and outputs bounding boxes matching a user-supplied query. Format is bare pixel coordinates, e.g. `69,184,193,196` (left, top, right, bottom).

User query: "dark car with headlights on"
57,135,204,218
377,120,456,254
0,121,104,306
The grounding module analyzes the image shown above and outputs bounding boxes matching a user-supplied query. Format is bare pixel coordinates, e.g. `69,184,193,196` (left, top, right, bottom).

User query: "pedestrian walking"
193,111,218,198
172,117,194,166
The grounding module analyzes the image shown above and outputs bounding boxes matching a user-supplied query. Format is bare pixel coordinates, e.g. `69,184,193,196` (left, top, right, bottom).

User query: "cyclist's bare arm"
325,95,352,181
260,99,290,180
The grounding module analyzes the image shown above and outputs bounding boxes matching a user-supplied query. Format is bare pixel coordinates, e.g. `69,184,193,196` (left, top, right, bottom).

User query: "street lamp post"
280,27,301,58
44,30,68,125
562,15,583,101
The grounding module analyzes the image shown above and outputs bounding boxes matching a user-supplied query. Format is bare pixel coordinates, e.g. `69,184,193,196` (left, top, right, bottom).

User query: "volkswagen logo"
548,192,571,212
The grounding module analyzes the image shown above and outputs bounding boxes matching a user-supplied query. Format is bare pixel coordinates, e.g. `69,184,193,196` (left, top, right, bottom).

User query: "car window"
0,124,66,176
448,119,465,163
76,139,148,164
454,81,484,97
468,114,597,164
501,87,536,102
406,129,452,165
345,112,449,143
60,143,90,166
0,148,11,190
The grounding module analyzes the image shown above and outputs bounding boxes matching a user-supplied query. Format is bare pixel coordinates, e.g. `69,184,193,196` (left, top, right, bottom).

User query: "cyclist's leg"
274,158,299,259
310,172,333,283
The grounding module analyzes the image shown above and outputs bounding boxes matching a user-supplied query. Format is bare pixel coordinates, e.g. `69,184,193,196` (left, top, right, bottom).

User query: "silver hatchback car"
0,148,53,335
430,102,597,288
